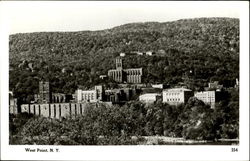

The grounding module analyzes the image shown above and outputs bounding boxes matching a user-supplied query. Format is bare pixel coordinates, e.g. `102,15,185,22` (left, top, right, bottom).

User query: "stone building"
20,102,102,119
75,85,104,103
75,85,138,104
104,88,135,103
139,93,161,103
9,91,18,114
38,81,51,103
108,57,142,84
162,88,193,105
151,84,168,89
35,81,72,103
194,91,222,108
51,93,72,103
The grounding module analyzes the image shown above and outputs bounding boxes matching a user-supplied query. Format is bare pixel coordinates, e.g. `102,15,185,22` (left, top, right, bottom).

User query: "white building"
139,93,161,103
146,51,154,56
194,91,221,108
75,86,103,103
76,89,96,103
162,88,193,105
120,53,126,57
99,75,107,79
152,84,165,89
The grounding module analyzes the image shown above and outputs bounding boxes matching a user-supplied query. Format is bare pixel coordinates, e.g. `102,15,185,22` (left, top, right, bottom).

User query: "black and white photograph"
0,1,249,160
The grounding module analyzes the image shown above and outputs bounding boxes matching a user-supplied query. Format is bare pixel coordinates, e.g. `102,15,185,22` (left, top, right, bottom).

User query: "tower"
95,85,104,101
116,57,123,70
115,57,123,82
39,81,51,103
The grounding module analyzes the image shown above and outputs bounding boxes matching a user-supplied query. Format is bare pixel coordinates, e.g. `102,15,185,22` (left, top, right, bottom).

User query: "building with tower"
35,81,72,104
38,81,51,103
108,57,142,84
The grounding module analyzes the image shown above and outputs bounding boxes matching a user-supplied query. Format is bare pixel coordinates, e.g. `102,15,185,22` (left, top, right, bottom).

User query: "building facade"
162,88,193,105
104,88,135,103
35,81,72,103
194,91,221,108
51,93,72,103
38,81,51,103
20,102,112,119
9,92,18,114
139,93,161,103
75,85,104,103
108,57,142,84
75,85,138,104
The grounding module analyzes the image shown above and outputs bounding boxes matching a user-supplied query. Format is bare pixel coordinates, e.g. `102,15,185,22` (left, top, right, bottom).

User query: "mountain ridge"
10,17,238,35
9,17,239,102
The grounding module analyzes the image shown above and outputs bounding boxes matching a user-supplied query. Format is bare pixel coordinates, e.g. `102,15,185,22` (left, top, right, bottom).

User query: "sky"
0,1,242,34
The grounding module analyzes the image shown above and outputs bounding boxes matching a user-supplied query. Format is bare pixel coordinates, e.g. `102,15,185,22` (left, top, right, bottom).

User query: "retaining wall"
20,103,89,119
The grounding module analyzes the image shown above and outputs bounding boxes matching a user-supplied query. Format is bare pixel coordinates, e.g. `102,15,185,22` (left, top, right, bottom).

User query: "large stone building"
36,81,72,103
51,93,72,103
20,102,112,119
194,91,222,108
75,85,139,104
162,88,193,105
108,57,142,84
75,85,104,103
104,88,137,103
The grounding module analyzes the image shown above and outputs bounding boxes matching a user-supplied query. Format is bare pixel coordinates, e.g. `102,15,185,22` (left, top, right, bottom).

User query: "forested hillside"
10,94,239,145
9,18,239,103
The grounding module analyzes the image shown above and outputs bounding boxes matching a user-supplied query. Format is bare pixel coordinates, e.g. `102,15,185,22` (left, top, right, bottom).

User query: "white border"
0,1,249,160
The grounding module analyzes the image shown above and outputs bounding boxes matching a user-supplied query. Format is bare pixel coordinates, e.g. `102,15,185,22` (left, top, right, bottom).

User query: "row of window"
82,94,95,100
195,93,215,97
196,98,215,102
196,96,215,100
127,76,141,83
165,93,180,96
126,71,142,75
166,98,181,102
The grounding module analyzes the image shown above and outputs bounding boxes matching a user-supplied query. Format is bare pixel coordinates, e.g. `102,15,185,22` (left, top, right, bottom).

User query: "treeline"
10,88,238,145
9,18,239,103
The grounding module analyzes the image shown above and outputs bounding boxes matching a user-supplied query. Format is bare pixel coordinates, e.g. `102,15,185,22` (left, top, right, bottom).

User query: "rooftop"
163,87,192,92
140,93,161,97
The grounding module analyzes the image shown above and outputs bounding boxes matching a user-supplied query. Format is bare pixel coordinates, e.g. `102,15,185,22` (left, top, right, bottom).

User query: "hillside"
9,17,239,103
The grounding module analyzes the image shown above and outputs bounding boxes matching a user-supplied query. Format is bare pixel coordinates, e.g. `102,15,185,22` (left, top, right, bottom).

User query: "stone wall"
20,103,89,119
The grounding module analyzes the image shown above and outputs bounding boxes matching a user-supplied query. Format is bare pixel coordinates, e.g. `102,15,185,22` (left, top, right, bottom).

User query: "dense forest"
10,89,239,145
9,17,239,104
